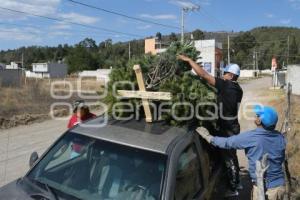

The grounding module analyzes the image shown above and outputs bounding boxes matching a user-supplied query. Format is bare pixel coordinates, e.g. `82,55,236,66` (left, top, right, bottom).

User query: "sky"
0,0,299,50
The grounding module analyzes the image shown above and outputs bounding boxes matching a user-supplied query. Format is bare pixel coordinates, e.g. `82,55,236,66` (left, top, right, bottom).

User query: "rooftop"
71,117,187,154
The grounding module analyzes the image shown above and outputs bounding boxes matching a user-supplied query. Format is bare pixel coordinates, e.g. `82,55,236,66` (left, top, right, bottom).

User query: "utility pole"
253,49,256,71
128,42,131,60
180,5,200,44
227,35,230,64
21,53,24,69
287,35,290,67
256,51,259,71
181,8,185,44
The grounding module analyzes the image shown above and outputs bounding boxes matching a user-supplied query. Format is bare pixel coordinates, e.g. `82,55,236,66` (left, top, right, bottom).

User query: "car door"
193,131,224,199
166,133,206,200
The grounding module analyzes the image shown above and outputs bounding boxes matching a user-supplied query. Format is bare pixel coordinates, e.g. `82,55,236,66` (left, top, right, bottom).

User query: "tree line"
0,27,299,73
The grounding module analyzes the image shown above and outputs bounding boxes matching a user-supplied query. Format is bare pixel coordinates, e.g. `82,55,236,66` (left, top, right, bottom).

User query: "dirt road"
0,76,279,199
237,76,285,200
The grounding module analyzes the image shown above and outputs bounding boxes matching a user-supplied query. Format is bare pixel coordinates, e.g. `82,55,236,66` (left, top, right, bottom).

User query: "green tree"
289,36,300,64
192,29,205,40
78,38,98,51
231,32,257,68
66,45,98,73
156,32,162,41
169,32,178,42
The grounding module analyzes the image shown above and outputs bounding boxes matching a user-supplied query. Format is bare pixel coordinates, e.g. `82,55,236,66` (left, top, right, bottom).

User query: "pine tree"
104,42,216,128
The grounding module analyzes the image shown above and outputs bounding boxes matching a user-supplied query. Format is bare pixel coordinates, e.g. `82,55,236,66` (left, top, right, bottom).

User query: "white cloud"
280,19,291,24
140,14,177,20
59,12,99,25
137,24,152,29
288,0,300,9
0,0,60,21
49,31,72,37
0,27,42,42
170,0,201,8
0,0,99,26
265,13,274,18
50,22,72,30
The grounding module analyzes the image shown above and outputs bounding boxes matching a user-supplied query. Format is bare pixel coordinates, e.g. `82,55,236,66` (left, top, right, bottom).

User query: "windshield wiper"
25,178,60,200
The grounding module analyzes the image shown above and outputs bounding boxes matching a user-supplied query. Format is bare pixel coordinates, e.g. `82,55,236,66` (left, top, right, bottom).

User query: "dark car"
0,117,224,200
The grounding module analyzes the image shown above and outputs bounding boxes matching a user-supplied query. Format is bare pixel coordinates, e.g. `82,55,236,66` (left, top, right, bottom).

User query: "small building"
144,38,223,77
144,38,169,55
27,62,68,78
78,68,112,83
6,62,21,69
194,39,223,77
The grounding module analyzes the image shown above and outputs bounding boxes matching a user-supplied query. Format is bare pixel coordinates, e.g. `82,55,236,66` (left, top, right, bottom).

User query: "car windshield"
27,132,167,200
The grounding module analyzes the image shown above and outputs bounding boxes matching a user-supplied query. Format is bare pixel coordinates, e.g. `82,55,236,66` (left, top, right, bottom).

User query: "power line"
0,6,143,38
198,8,232,31
65,0,180,30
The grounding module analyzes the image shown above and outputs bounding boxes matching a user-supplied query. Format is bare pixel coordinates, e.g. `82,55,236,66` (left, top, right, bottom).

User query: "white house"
26,62,68,78
6,62,21,69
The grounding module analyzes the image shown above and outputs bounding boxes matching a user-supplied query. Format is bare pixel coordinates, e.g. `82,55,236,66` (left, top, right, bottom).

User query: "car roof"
71,117,188,154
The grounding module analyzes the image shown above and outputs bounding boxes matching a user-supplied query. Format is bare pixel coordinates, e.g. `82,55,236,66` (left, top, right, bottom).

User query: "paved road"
0,76,274,199
0,119,66,186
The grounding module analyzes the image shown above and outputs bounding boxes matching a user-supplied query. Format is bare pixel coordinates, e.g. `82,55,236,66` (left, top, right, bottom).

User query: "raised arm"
177,55,216,86
196,127,254,150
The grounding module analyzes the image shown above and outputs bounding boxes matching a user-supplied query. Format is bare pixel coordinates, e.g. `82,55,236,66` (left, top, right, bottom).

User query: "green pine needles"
104,41,217,127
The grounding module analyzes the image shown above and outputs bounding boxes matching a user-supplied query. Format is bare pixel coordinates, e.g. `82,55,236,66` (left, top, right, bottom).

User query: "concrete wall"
79,69,111,83
48,63,68,78
240,70,258,78
260,69,273,75
286,65,300,95
25,71,50,78
0,69,23,87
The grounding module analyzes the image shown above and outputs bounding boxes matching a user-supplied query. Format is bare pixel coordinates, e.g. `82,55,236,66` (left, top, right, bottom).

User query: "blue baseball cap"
253,105,278,128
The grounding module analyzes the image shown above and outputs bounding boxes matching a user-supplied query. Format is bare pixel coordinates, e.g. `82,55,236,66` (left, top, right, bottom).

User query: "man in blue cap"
178,55,243,196
197,105,286,200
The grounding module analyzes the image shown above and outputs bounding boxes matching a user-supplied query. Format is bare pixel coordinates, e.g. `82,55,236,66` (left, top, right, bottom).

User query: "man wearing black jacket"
178,55,243,197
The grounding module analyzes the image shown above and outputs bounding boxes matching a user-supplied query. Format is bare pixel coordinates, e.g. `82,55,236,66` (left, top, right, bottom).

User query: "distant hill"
206,27,300,69
0,26,299,71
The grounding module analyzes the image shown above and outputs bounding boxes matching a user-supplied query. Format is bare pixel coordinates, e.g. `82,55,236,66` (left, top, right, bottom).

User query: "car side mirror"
29,152,39,168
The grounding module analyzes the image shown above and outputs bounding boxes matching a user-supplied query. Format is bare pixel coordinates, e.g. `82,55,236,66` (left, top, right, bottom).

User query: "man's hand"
177,54,192,62
196,127,213,143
